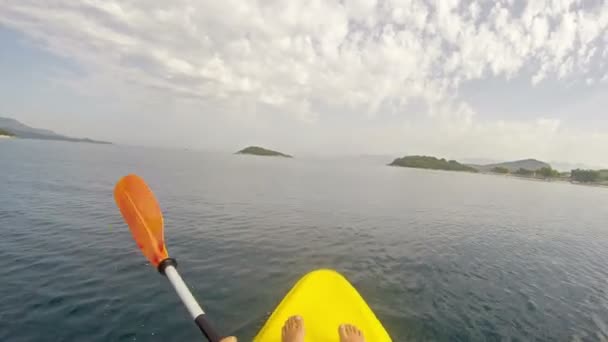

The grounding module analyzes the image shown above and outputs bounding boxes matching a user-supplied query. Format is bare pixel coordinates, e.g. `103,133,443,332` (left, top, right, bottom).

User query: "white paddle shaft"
164,265,205,318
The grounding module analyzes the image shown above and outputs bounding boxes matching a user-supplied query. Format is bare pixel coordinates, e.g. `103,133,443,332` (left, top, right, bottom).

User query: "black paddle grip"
157,258,177,274
195,314,222,342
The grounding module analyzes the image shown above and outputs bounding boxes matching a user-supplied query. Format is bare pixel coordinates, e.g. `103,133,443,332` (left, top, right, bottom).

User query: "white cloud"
531,16,549,49
1,0,608,164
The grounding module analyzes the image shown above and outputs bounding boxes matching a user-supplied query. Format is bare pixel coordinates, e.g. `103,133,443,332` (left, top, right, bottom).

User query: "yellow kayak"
254,269,392,341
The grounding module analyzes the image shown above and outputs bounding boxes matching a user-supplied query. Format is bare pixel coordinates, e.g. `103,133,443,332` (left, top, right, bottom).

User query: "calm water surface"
2,139,608,341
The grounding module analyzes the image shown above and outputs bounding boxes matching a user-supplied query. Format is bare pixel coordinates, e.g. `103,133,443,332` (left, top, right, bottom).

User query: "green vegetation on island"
0,128,15,136
513,168,534,176
392,155,607,187
538,167,561,179
571,169,602,183
470,159,550,173
484,162,608,186
236,146,292,158
491,166,509,174
390,156,478,172
502,166,560,179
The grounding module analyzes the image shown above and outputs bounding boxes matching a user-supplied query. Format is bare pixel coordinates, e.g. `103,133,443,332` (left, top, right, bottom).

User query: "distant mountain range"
0,117,111,144
468,159,550,172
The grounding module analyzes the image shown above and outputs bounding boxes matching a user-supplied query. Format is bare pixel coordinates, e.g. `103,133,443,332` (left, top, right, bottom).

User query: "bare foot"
220,337,237,342
338,324,365,342
282,315,305,342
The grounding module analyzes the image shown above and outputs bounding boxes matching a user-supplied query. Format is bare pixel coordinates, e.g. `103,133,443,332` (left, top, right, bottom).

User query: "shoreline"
391,165,608,189
482,171,608,188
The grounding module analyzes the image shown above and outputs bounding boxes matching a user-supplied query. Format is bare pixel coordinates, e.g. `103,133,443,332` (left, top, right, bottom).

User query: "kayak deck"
253,269,391,341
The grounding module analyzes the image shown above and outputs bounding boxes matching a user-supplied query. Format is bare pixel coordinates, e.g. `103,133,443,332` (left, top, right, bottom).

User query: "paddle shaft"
114,176,222,341
163,264,222,342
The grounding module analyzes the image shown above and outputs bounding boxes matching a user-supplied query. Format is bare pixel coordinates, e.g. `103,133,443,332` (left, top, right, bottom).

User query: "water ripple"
2,140,608,341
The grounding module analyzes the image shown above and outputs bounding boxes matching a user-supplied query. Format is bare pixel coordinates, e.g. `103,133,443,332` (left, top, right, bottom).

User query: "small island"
0,128,15,138
236,146,292,158
389,155,477,172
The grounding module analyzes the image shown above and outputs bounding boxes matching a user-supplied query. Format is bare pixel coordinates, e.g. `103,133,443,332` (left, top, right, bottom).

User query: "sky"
0,0,607,167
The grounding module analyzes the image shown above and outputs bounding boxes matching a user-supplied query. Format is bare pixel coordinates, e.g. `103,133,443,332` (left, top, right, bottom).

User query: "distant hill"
0,117,111,144
390,155,478,172
469,159,550,172
236,146,292,158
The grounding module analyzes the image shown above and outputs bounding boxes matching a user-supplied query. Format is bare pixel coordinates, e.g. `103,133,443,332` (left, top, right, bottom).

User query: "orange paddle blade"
114,174,168,267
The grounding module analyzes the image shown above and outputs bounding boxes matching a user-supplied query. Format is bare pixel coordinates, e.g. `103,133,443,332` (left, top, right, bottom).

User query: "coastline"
390,164,608,189
481,171,608,188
